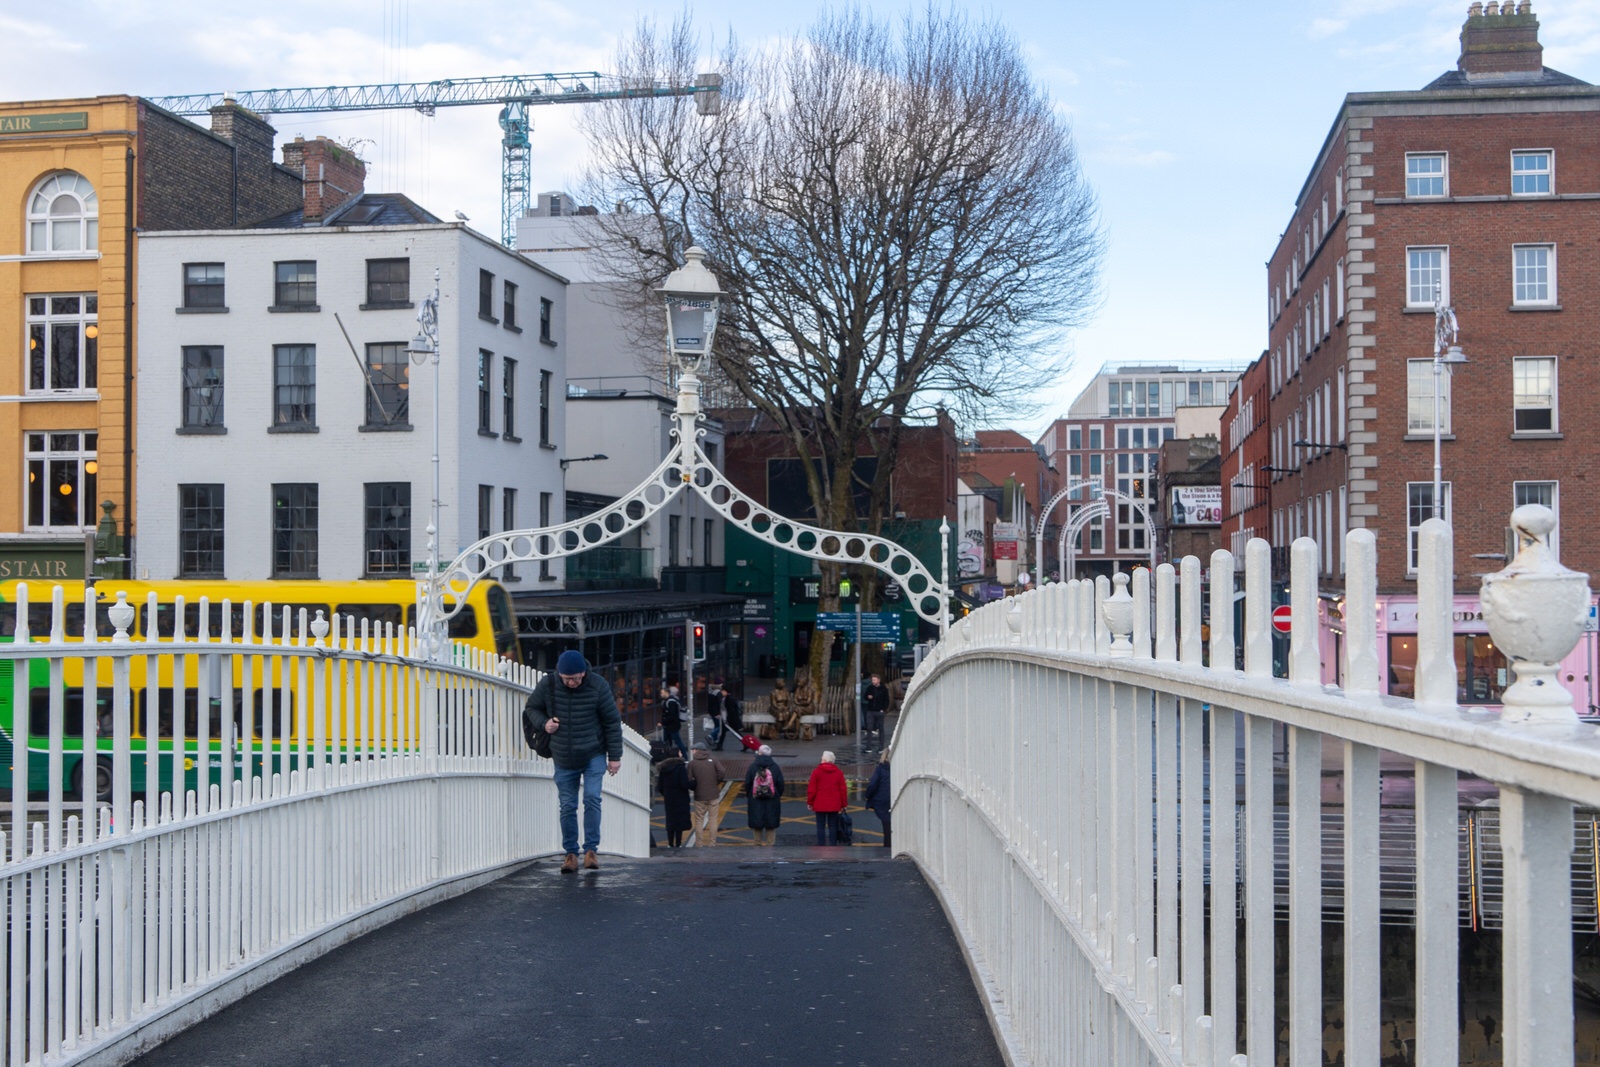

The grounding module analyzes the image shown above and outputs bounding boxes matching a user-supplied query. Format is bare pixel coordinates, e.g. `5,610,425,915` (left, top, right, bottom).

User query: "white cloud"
1309,18,1348,38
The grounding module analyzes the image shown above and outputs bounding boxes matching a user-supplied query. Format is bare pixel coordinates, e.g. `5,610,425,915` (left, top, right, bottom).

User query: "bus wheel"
70,757,112,804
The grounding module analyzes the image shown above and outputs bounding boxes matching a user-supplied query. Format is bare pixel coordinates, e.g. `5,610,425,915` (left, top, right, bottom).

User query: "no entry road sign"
1272,604,1293,635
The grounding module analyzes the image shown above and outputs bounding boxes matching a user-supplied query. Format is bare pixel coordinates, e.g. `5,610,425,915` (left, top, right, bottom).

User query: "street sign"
1586,604,1598,633
1272,605,1293,635
816,611,902,641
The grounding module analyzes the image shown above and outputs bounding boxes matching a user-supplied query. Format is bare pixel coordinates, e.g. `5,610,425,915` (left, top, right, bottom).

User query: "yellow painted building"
0,95,303,579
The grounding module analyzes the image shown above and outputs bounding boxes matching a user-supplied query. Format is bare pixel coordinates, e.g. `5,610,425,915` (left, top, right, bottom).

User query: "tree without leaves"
579,8,1101,681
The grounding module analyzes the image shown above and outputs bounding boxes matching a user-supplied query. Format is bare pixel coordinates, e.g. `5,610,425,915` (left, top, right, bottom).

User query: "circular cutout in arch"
730,500,751,522
906,574,928,595
796,531,817,553
820,536,841,556
773,523,794,545
869,543,891,564
890,553,913,576
919,595,941,619
710,484,731,506
844,538,866,559
643,484,667,507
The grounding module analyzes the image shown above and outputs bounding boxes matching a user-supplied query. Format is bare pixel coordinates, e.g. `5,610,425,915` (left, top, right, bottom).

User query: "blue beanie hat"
556,649,588,675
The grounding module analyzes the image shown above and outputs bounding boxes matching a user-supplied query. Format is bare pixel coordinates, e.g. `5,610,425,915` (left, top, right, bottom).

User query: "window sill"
503,323,522,334
271,573,319,581
359,423,413,433
503,434,523,444
267,424,319,434
1509,304,1562,312
2,252,101,263
269,304,321,314
478,428,499,439
540,442,557,450
176,306,228,314
479,313,499,325
1511,431,1563,440
540,337,558,348
359,301,414,311
177,425,227,435
21,390,97,400
1400,306,1441,314
364,573,412,581
539,575,559,582
1403,434,1455,442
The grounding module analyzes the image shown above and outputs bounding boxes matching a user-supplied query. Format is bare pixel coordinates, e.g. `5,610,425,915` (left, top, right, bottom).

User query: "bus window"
485,584,521,663
405,605,479,639
142,601,249,640
2,602,116,638
252,604,331,640
28,687,116,737
335,603,405,633
136,688,255,740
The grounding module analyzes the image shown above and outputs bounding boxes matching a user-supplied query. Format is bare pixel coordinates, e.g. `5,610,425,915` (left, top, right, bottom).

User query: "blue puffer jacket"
522,672,624,769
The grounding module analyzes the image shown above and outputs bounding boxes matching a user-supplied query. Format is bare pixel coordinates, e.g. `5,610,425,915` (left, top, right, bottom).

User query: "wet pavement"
129,850,1003,1067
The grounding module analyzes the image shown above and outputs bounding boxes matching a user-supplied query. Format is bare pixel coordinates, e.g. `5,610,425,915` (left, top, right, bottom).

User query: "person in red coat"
807,751,849,845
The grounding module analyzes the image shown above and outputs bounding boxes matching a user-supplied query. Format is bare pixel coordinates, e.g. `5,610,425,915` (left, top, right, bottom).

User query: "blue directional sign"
816,611,901,641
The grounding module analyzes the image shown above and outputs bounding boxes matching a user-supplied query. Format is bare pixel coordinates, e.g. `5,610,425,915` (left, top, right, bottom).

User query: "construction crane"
149,72,721,246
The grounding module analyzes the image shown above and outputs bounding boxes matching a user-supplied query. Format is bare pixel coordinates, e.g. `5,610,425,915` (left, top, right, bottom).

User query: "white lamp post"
407,268,445,660
1432,283,1469,523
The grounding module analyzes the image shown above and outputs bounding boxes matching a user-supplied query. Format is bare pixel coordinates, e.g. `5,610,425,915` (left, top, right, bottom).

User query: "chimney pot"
1485,2,1499,14
1519,1,1531,12
1469,1,1483,13
1458,0,1542,76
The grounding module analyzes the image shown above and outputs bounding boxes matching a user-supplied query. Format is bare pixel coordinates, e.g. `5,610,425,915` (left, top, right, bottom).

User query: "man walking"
523,650,624,872
862,673,891,745
707,683,726,751
660,685,687,758
686,747,726,846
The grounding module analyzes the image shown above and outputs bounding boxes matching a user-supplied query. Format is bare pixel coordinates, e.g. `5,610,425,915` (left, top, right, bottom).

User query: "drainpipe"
123,146,135,578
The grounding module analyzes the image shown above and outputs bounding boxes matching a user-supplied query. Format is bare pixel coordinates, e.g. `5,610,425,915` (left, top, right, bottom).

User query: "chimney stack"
281,136,367,220
1458,1,1543,78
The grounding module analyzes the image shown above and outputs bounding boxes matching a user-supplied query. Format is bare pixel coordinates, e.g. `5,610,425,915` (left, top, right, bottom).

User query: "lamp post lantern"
406,268,444,660
1432,283,1469,524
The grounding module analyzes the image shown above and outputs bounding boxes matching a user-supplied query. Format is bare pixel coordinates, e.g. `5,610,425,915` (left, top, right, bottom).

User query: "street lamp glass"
407,332,433,364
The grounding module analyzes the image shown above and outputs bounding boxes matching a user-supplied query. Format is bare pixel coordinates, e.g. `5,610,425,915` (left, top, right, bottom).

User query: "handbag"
522,705,554,759
702,716,717,733
836,810,853,846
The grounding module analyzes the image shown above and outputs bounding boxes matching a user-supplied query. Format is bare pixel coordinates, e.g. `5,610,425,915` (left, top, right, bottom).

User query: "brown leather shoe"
583,850,600,870
560,853,579,873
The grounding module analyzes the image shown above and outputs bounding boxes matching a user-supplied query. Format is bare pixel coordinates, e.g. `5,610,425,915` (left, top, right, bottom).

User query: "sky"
7,0,1600,440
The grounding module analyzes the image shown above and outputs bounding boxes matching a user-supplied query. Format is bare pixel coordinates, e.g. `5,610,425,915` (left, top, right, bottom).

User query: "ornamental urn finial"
1103,571,1134,657
1479,505,1591,723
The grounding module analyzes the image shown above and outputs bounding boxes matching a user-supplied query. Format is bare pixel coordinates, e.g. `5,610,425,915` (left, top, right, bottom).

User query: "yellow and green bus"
0,578,524,802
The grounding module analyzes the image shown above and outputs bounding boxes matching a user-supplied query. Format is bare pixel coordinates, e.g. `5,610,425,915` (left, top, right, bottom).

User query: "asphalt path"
129,852,1003,1067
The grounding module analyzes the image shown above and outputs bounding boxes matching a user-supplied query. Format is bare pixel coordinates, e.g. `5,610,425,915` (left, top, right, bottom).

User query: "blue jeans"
815,811,840,846
554,752,607,856
663,728,686,758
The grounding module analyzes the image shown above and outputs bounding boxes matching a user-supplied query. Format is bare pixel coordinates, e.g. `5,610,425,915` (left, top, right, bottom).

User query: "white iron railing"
0,584,650,1066
891,517,1598,1067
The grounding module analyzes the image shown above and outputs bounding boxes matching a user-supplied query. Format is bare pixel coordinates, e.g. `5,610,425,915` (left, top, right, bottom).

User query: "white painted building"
135,196,569,586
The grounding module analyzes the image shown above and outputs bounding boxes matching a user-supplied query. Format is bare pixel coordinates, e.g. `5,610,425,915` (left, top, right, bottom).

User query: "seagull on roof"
454,210,470,221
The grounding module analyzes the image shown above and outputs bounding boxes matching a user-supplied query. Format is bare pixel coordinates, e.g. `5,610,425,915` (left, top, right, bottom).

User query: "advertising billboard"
1170,486,1222,526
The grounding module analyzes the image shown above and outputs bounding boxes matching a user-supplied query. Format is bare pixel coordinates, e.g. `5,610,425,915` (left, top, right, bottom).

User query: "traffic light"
691,622,707,662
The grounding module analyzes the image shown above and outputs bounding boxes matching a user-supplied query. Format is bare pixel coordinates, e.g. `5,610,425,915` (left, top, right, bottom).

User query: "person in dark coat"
523,649,625,872
660,686,686,758
743,744,785,845
657,754,692,848
863,752,891,850
862,674,890,743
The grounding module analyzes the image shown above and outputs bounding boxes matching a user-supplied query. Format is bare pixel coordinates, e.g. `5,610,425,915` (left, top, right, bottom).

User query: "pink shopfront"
1318,593,1599,713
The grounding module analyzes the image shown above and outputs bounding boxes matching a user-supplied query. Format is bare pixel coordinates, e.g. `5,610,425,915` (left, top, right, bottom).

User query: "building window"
365,342,409,427
1513,244,1555,306
504,281,518,328
1068,428,1081,450
478,484,493,541
539,369,552,445
1406,153,1446,198
478,269,495,320
1513,356,1556,432
366,258,410,305
538,492,552,580
478,350,494,434
1406,247,1447,308
1511,150,1551,196
1514,481,1558,554
364,483,411,576
26,172,98,253
26,293,97,392
540,298,553,343
503,358,517,439
669,515,681,567
25,431,96,530
502,488,518,580
1088,427,1101,450
273,261,317,308
181,346,224,429
272,345,316,428
1407,482,1451,572
1406,359,1450,434
183,263,225,309
272,483,318,578
178,484,225,577
704,518,714,568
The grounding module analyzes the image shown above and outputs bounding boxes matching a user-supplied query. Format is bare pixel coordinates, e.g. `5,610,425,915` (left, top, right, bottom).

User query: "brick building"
1220,354,1271,560
0,95,305,581
1036,362,1242,577
957,430,1059,580
714,409,958,676
1253,1,1600,704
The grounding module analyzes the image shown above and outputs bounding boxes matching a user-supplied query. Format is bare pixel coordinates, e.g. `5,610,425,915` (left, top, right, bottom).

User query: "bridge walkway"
127,849,1005,1067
